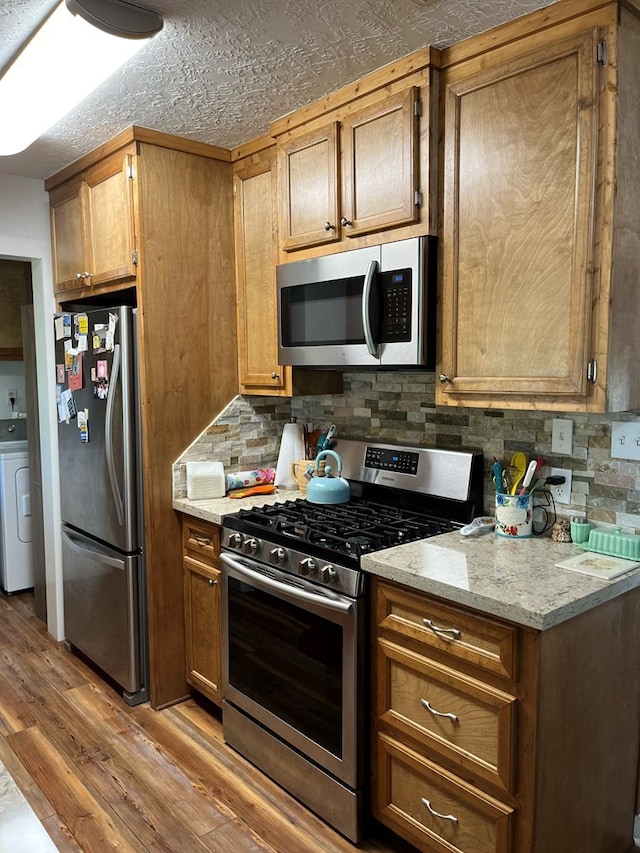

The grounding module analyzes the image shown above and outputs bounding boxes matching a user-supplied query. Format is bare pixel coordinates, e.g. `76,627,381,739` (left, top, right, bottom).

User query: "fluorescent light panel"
0,1,153,156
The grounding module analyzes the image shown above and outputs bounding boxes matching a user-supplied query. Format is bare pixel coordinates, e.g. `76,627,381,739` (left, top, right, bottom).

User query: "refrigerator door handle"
63,528,125,570
105,343,125,527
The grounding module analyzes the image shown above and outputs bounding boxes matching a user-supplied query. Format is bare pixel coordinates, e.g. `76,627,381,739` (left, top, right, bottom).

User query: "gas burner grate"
233,497,459,559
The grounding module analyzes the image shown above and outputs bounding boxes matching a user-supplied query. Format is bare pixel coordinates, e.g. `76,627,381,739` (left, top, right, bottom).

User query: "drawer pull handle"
193,534,212,545
423,617,461,640
421,798,458,824
421,699,458,723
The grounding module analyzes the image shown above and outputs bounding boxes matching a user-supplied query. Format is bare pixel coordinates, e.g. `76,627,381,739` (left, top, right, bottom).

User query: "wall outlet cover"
549,467,572,504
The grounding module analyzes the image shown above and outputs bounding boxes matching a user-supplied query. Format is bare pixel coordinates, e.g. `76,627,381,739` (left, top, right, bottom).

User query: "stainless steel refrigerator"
54,305,148,705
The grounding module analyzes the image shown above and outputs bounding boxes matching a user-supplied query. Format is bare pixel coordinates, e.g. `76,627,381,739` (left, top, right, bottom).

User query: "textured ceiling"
0,0,560,181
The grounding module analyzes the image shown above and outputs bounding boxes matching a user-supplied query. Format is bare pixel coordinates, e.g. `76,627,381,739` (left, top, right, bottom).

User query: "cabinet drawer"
378,638,516,793
375,580,517,680
182,518,220,566
375,733,513,853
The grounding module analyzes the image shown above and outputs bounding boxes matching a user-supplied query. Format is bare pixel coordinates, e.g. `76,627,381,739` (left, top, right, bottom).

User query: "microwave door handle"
362,259,380,358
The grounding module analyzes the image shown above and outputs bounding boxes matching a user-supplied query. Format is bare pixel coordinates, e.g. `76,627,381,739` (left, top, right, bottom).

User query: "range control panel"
365,446,419,475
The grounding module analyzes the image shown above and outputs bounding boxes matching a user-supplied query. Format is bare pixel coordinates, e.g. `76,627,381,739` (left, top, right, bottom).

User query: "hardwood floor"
0,591,417,853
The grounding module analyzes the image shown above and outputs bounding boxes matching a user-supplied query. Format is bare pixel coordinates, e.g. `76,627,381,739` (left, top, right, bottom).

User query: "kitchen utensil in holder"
495,492,533,538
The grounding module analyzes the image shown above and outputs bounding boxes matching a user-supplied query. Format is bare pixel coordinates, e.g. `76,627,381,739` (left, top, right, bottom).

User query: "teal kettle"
306,449,350,505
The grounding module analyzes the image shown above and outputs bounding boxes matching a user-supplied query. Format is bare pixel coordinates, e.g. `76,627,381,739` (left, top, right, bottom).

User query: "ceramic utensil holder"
495,492,533,538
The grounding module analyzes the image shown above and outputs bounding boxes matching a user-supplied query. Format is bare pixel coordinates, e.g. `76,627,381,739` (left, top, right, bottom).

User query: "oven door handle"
221,553,354,614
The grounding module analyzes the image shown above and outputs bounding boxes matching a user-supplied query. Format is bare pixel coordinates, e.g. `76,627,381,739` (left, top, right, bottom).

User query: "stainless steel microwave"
277,235,436,369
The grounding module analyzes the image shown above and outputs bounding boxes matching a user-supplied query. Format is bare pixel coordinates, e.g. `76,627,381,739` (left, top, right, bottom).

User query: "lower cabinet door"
375,733,513,853
183,556,222,704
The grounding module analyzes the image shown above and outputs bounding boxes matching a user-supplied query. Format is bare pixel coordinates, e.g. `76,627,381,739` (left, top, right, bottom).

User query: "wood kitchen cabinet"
372,577,640,853
232,137,342,397
182,517,222,705
49,150,136,294
437,0,640,413
0,259,31,360
45,126,238,709
232,140,287,394
271,47,439,260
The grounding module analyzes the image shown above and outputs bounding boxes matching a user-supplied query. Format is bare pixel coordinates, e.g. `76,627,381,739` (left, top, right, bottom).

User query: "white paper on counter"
555,551,640,580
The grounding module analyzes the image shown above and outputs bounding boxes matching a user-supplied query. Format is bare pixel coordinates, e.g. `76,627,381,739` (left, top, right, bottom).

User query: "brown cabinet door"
84,153,137,287
0,260,31,360
183,556,222,705
234,150,289,393
49,152,136,294
50,180,86,292
278,122,340,251
438,29,599,405
342,87,419,237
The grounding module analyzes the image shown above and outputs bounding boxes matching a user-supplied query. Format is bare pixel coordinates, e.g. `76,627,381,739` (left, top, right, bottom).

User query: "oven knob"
321,565,337,583
299,557,317,576
244,537,259,556
269,547,286,566
227,533,243,549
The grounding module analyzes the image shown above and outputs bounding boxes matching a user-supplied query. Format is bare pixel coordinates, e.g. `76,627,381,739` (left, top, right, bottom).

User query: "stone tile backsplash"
175,371,640,532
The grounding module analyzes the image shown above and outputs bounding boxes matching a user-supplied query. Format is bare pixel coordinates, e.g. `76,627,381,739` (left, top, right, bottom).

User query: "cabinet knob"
75,272,84,280
208,578,217,586
324,221,335,231
439,374,452,384
339,216,352,227
271,371,280,380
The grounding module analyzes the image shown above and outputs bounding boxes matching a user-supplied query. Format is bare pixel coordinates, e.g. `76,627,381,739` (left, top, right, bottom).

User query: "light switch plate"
611,422,640,461
551,418,573,455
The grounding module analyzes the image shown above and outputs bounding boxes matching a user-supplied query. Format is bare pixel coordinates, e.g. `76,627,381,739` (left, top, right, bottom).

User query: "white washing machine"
0,441,34,593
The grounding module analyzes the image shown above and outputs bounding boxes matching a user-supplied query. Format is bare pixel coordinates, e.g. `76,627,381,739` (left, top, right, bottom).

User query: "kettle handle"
315,449,342,476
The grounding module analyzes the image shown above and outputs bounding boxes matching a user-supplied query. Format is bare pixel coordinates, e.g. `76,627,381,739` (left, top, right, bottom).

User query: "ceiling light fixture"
0,0,163,157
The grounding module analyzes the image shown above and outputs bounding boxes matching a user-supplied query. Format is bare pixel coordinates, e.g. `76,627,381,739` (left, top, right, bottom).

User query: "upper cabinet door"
234,150,289,393
84,153,137,287
341,88,419,238
278,123,340,251
50,180,86,292
49,152,137,295
437,29,599,407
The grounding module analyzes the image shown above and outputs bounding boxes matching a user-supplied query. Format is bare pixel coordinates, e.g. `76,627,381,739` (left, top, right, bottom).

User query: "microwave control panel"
380,269,412,342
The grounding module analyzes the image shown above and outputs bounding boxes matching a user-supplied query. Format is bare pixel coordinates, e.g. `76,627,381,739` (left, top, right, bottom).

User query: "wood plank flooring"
0,591,417,853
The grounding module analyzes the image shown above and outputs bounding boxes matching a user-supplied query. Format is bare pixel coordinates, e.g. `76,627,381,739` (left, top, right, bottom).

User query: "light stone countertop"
174,495,640,631
173,490,299,525
361,530,640,631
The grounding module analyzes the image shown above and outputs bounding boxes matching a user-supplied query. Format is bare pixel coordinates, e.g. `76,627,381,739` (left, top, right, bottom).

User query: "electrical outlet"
5,389,17,405
611,421,640,461
551,418,573,455
549,467,572,504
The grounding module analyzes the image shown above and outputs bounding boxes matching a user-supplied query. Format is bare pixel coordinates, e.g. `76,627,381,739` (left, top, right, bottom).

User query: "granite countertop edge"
174,497,640,631
360,531,640,631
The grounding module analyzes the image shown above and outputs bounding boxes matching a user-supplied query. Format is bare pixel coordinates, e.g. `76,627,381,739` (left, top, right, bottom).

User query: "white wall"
0,362,26,418
0,172,63,639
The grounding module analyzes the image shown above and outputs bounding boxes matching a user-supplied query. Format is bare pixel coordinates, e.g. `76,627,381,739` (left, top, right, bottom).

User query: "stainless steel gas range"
220,438,483,843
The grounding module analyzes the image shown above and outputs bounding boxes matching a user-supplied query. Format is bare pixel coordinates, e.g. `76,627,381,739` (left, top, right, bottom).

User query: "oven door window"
228,576,344,758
